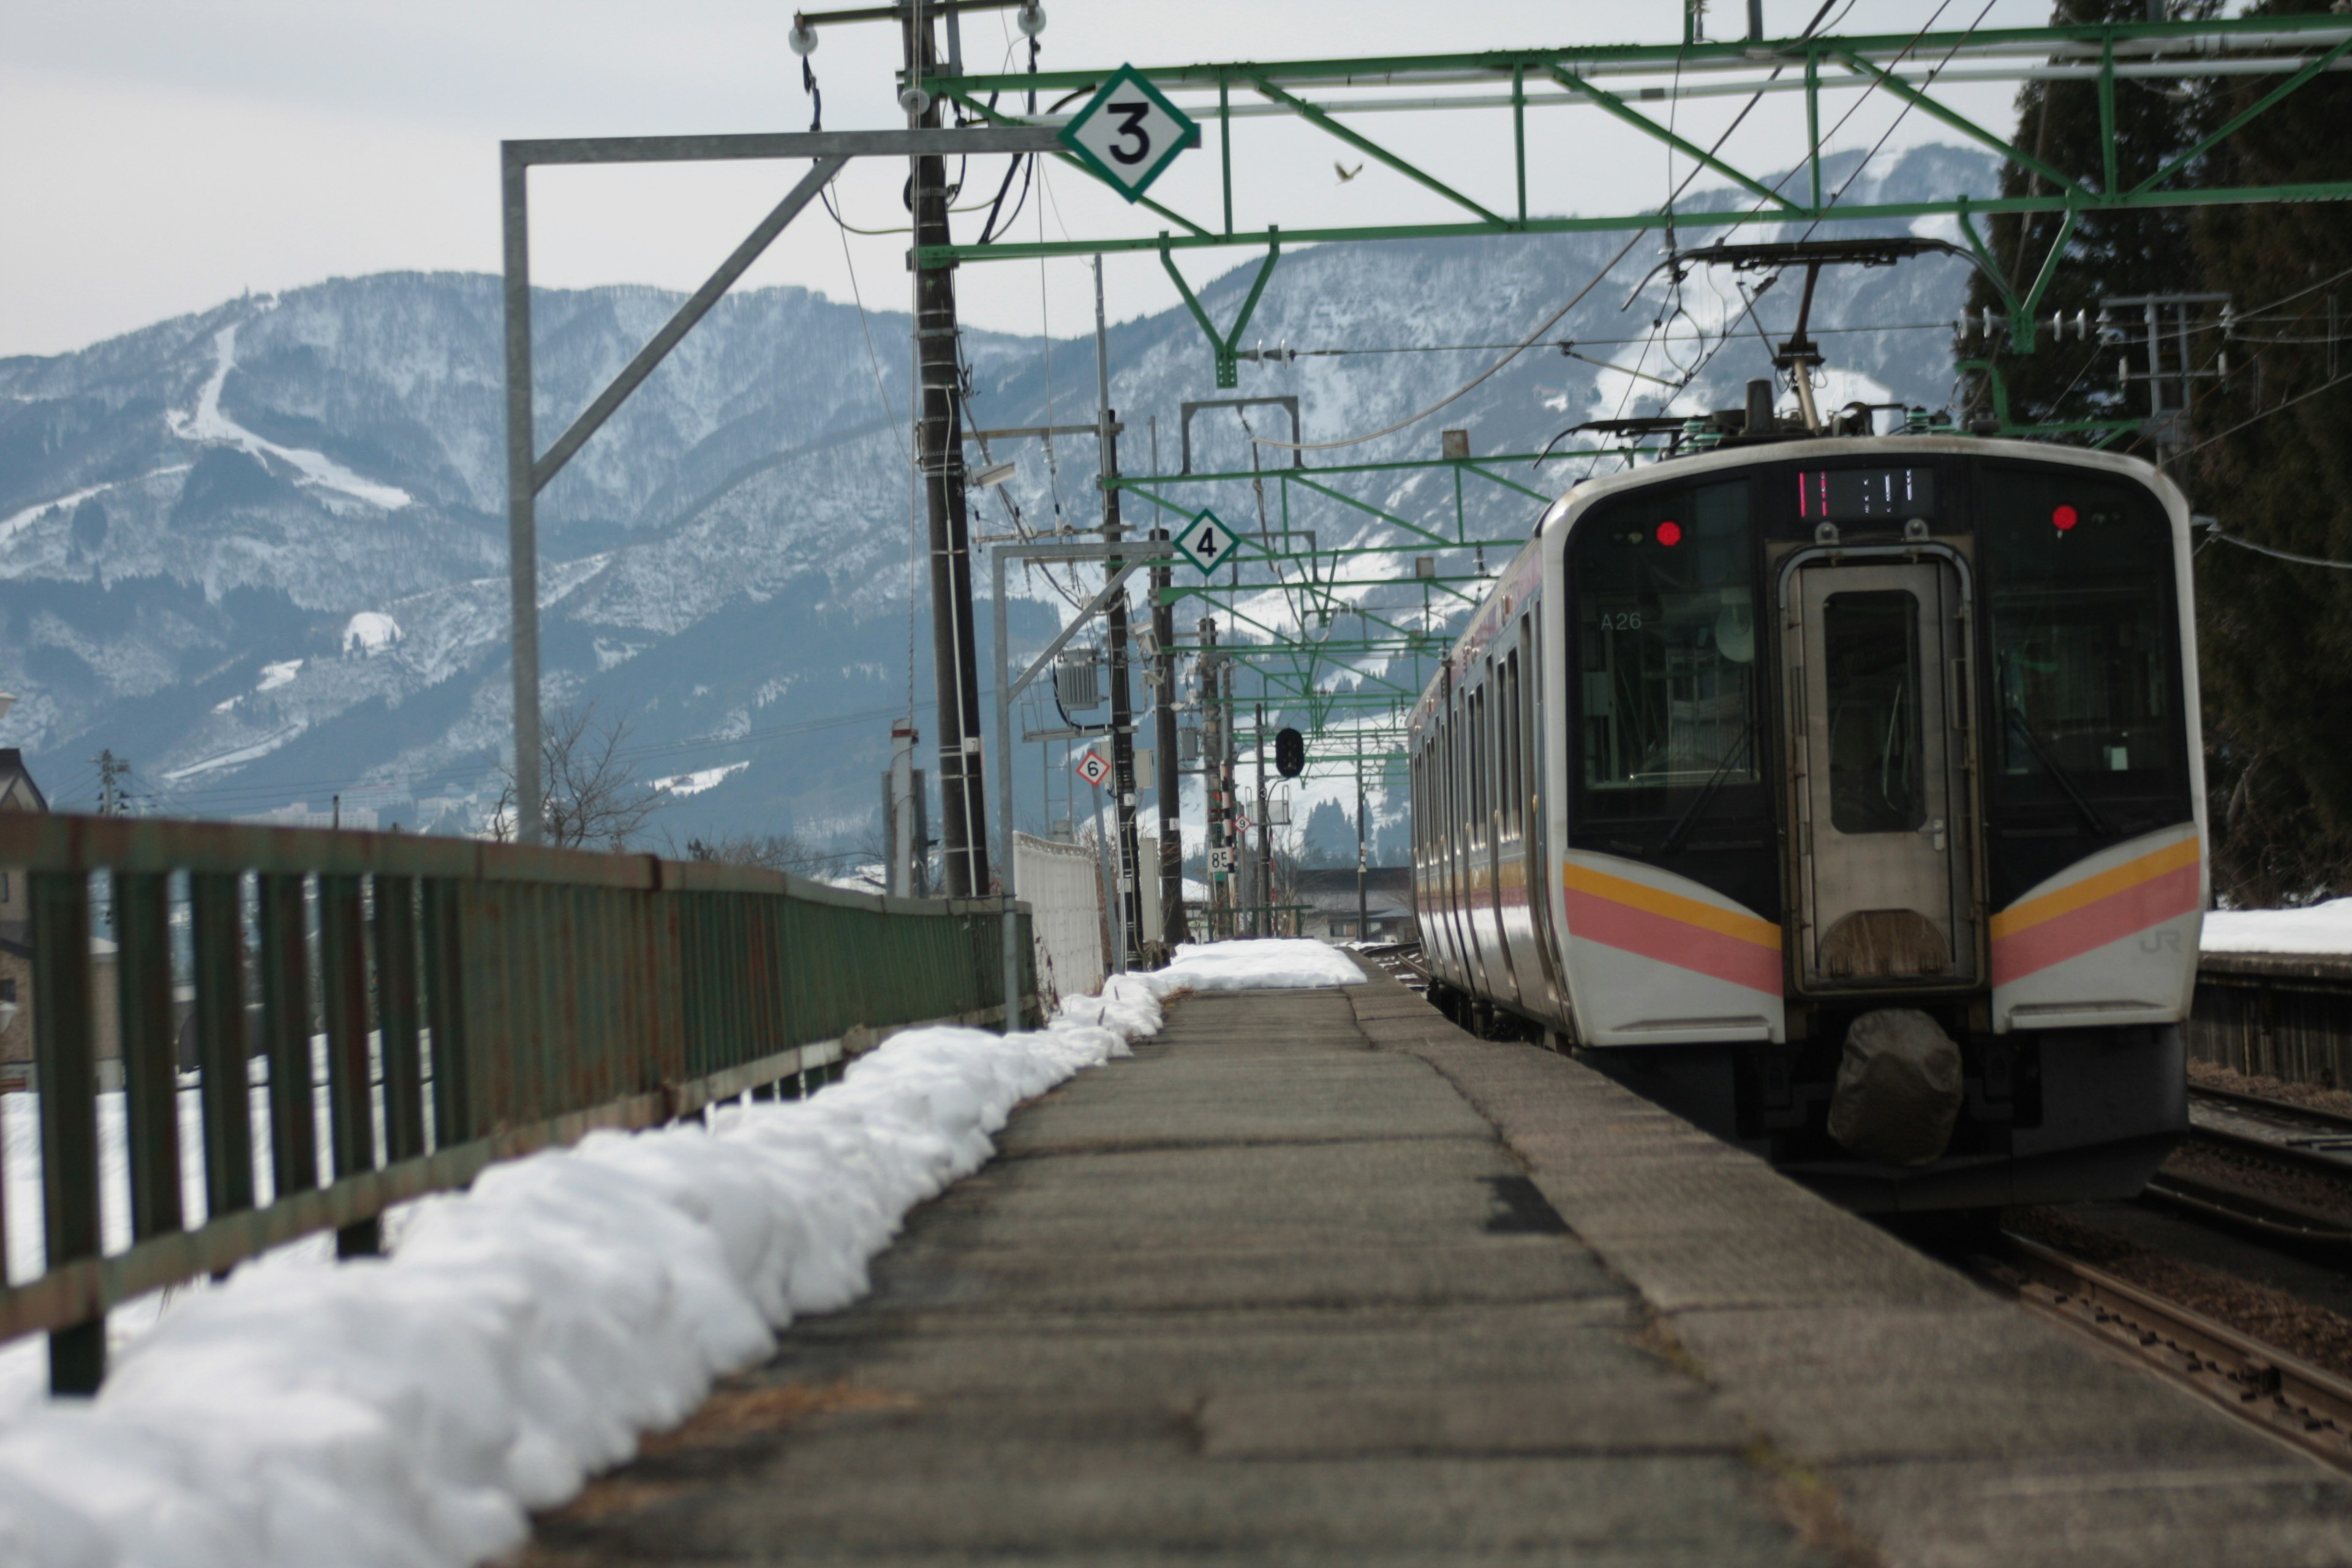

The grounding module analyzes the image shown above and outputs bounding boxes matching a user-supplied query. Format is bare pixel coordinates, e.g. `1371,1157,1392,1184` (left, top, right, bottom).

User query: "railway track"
2149,1090,2352,1247
1978,1229,2352,1472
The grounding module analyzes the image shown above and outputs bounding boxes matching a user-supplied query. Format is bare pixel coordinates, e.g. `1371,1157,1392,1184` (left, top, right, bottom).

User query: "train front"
1557,437,2201,1211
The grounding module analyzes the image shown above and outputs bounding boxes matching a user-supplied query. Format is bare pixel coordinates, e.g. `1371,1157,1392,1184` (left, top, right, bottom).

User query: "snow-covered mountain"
0,145,1994,848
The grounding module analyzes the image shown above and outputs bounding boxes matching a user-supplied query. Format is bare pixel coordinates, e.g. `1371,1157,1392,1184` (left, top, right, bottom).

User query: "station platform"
517,962,2352,1567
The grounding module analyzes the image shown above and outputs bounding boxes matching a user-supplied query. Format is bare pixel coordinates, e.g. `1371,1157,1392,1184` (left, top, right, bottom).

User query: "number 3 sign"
1057,65,1200,203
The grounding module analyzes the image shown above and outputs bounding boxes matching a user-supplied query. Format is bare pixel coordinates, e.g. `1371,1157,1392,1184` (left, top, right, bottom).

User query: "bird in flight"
1335,162,1363,183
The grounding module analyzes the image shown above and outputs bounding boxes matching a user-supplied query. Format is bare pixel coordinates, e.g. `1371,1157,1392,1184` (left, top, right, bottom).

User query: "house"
0,744,48,1084
1290,867,1416,943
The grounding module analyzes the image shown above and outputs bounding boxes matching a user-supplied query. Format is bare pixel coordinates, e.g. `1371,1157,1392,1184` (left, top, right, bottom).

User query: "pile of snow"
0,974,1175,1568
1137,937,1368,992
2204,899,2352,956
0,941,1371,1567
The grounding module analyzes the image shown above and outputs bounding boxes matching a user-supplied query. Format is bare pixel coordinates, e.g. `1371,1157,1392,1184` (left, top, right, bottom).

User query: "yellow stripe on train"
1562,862,1782,951
1988,835,2201,942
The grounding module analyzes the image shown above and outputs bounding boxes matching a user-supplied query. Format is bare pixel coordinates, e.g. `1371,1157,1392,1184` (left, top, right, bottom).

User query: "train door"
1783,554,1977,989
1482,655,1523,1008
1515,617,1567,1016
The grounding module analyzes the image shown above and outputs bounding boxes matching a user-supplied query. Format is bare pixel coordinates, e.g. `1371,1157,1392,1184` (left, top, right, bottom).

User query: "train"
1409,401,2203,1212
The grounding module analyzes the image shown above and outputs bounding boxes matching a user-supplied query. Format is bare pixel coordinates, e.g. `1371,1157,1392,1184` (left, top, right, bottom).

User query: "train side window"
1506,649,1523,835
1469,688,1485,843
1570,480,1757,799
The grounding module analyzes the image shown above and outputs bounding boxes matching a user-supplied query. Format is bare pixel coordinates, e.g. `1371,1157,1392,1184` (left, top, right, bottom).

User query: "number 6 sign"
1057,64,1200,204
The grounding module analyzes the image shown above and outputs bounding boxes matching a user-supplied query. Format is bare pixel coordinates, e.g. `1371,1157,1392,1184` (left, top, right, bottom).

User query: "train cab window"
1570,479,1758,799
1983,468,2184,800
1822,590,1925,833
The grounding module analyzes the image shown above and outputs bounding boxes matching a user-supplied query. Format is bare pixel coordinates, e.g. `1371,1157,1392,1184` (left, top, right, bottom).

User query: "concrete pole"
1254,703,1271,939
1199,618,1223,940
500,151,543,845
1357,763,1370,942
1221,655,1238,940
1093,260,1141,963
1149,421,1183,960
905,9,989,897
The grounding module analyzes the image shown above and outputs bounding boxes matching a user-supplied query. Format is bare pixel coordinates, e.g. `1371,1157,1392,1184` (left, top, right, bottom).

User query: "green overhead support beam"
928,17,2352,96
1828,49,2090,197
2132,32,2352,197
1954,203,2076,352
913,15,2352,268
937,88,1215,240
1251,77,1508,226
1548,65,1800,213
1161,234,1281,388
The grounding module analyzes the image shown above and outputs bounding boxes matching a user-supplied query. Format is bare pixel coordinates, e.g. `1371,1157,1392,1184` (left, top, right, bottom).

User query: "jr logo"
2138,929,2183,954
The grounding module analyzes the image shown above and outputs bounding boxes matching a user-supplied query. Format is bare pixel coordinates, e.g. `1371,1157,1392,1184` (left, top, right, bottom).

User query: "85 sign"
1057,64,1200,203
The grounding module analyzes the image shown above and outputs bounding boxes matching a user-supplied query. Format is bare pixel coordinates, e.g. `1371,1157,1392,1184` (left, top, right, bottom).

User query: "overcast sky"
0,0,2059,359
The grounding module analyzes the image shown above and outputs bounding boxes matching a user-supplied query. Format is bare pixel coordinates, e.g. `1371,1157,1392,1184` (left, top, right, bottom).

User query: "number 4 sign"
1057,64,1200,204
1174,508,1240,575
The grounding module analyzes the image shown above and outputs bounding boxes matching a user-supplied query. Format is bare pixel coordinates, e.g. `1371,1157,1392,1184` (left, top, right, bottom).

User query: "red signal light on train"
1655,521,1683,547
2052,504,2079,532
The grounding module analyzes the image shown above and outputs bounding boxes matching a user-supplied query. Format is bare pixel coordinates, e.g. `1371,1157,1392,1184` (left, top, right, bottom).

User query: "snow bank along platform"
526,961,2352,1568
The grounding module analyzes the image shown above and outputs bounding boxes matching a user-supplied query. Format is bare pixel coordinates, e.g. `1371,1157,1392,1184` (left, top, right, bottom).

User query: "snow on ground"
2203,899,2352,956
0,941,1350,1567
342,613,402,654
1145,938,1367,992
0,467,192,549
168,324,412,513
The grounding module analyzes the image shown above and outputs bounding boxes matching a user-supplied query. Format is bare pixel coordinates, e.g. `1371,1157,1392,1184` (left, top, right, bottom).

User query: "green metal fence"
0,813,1032,1393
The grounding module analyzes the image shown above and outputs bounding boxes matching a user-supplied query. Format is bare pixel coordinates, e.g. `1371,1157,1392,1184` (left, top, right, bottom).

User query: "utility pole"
904,7,989,897
1357,763,1370,942
1093,260,1140,962
93,750,130,816
1254,704,1272,939
1149,418,1183,959
1199,617,1224,940
1221,653,1238,941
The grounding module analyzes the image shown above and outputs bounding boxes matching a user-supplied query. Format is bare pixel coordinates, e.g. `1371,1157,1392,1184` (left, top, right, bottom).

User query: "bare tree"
680,831,838,880
495,703,663,851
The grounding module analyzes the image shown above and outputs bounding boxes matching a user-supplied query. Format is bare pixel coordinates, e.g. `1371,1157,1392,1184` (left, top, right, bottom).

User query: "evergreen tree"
1960,0,2216,434
2185,0,2352,903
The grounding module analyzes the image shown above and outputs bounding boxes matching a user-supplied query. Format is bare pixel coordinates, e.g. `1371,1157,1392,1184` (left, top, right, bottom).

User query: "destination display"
1797,467,1938,523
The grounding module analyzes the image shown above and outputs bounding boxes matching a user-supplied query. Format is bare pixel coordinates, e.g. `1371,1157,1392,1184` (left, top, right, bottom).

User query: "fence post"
114,870,183,1241
420,879,472,1145
190,872,255,1221
257,874,318,1208
31,869,102,1393
374,875,424,1161
318,874,375,1256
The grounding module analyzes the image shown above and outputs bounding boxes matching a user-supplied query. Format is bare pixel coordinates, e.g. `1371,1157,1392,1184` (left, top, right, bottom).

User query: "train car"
1409,420,2203,1211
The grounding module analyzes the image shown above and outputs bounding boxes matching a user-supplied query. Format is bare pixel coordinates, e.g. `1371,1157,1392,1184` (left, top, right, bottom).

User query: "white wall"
1015,832,1104,1008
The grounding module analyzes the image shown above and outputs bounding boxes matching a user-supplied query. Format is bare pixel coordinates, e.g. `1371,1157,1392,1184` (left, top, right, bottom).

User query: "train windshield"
1822,589,1925,833
1570,480,1756,796
1983,469,2177,790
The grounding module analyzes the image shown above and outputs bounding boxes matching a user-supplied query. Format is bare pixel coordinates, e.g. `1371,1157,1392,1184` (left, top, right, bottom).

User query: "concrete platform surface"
514,968,2352,1568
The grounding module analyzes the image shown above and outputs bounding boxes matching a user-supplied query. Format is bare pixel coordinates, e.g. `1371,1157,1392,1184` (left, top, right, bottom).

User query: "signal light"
2052,504,2079,532
1656,521,1684,547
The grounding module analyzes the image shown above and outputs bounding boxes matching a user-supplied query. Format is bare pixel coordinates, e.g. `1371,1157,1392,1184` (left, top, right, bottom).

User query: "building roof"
0,751,46,814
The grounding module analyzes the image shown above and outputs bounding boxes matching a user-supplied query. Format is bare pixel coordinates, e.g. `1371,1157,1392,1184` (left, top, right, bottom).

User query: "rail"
0,813,1032,1393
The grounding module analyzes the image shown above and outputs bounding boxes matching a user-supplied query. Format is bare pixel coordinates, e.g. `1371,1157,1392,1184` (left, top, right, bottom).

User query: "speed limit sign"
1074,748,1111,788
1057,64,1200,203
